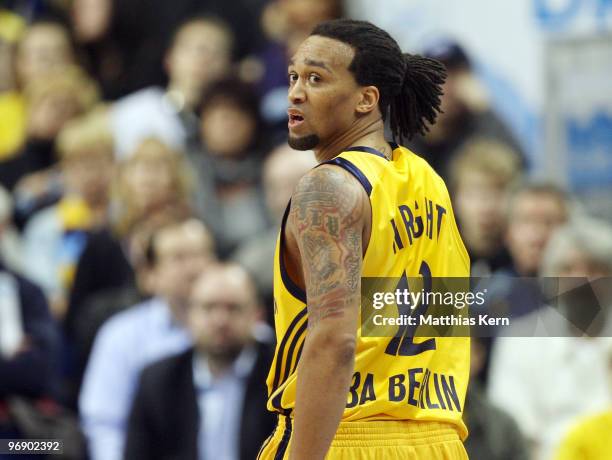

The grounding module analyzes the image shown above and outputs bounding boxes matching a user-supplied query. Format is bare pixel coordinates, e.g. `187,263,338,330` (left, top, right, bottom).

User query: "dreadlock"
311,19,447,142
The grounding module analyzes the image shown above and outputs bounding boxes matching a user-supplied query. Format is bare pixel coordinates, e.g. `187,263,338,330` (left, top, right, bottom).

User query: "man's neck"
314,117,391,163
165,297,188,326
166,82,203,111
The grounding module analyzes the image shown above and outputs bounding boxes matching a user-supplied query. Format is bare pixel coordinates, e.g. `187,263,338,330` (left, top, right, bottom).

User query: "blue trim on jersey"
325,157,373,196
348,145,389,160
273,416,292,460
278,200,307,303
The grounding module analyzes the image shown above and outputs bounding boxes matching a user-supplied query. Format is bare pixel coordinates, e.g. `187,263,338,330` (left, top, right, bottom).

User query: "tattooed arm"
288,165,368,460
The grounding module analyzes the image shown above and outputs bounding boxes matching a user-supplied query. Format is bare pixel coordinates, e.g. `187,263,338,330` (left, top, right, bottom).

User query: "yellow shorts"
258,415,469,460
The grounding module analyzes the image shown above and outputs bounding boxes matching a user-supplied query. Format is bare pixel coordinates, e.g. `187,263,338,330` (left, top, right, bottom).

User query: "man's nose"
288,79,306,104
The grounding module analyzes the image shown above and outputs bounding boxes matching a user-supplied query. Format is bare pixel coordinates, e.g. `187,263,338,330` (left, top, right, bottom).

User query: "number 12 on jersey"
384,260,436,357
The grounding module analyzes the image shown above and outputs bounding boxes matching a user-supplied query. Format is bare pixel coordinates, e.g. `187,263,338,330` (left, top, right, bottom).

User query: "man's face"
454,170,506,252
17,25,73,84
122,151,175,212
287,35,362,151
200,101,255,156
506,192,567,275
152,222,214,305
28,90,81,139
188,268,259,361
71,0,112,43
63,149,114,204
166,22,230,90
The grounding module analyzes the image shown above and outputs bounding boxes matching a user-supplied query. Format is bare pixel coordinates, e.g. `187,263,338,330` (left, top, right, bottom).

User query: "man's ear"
356,85,380,114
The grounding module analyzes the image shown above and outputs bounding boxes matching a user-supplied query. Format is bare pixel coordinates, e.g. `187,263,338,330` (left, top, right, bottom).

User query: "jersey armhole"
318,157,373,196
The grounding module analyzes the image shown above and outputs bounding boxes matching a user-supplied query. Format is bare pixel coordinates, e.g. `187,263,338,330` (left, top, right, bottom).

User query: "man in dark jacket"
124,263,275,460
0,258,61,453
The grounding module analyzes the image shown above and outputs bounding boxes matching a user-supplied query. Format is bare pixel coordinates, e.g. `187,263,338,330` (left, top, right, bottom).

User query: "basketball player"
259,19,470,460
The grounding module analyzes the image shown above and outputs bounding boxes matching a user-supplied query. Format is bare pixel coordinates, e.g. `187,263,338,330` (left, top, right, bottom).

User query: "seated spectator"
505,182,572,278
448,138,523,276
408,39,525,179
0,66,99,195
21,110,114,318
69,0,127,100
109,16,233,158
124,263,275,460
482,182,573,320
192,77,269,256
66,137,194,348
488,218,612,460
14,19,75,89
67,209,189,407
0,256,60,440
79,218,215,460
0,18,75,161
232,143,316,315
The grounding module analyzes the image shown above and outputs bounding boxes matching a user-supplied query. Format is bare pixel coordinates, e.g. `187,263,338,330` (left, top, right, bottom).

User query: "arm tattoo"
290,166,364,328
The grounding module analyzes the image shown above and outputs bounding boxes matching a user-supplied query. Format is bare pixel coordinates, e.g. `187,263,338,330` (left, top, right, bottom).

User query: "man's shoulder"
300,161,369,199
290,165,368,232
113,86,165,112
97,298,163,341
139,347,194,386
0,267,47,312
24,205,60,235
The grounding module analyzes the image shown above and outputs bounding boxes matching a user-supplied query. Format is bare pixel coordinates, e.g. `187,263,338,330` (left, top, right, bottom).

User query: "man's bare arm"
288,165,366,460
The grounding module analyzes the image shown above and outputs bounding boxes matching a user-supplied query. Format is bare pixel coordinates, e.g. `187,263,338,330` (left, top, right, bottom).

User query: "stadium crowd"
1,1,611,459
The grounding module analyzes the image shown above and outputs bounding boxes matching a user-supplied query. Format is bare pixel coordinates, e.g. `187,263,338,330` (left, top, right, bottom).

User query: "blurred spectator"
192,78,269,256
488,218,612,460
232,143,316,314
70,0,264,100
69,0,128,100
0,257,60,438
14,19,75,89
79,218,214,460
0,19,75,161
408,39,525,179
464,338,529,460
66,210,190,408
0,66,99,197
66,137,194,338
113,138,192,235
480,182,573,322
0,186,22,274
124,263,275,460
449,138,523,276
21,110,114,318
505,182,571,278
109,17,233,158
255,0,343,126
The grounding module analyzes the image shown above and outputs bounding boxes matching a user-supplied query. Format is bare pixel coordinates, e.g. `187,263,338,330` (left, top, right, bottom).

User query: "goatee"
288,134,320,151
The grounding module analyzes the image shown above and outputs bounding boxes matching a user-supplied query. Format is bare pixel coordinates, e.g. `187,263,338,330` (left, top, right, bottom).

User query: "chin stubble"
288,134,320,151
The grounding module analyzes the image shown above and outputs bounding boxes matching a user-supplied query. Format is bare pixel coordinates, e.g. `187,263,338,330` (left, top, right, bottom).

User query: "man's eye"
308,74,321,83
288,73,298,83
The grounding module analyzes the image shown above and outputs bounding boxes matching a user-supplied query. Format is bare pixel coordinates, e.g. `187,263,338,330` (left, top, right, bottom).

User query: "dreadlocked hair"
311,19,447,143
392,54,446,141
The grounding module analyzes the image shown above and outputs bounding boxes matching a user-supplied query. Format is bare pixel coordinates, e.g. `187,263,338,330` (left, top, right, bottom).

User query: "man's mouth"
288,111,305,128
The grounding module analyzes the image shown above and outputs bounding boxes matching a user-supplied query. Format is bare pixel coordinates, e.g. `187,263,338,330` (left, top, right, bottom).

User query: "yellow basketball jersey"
266,144,471,439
